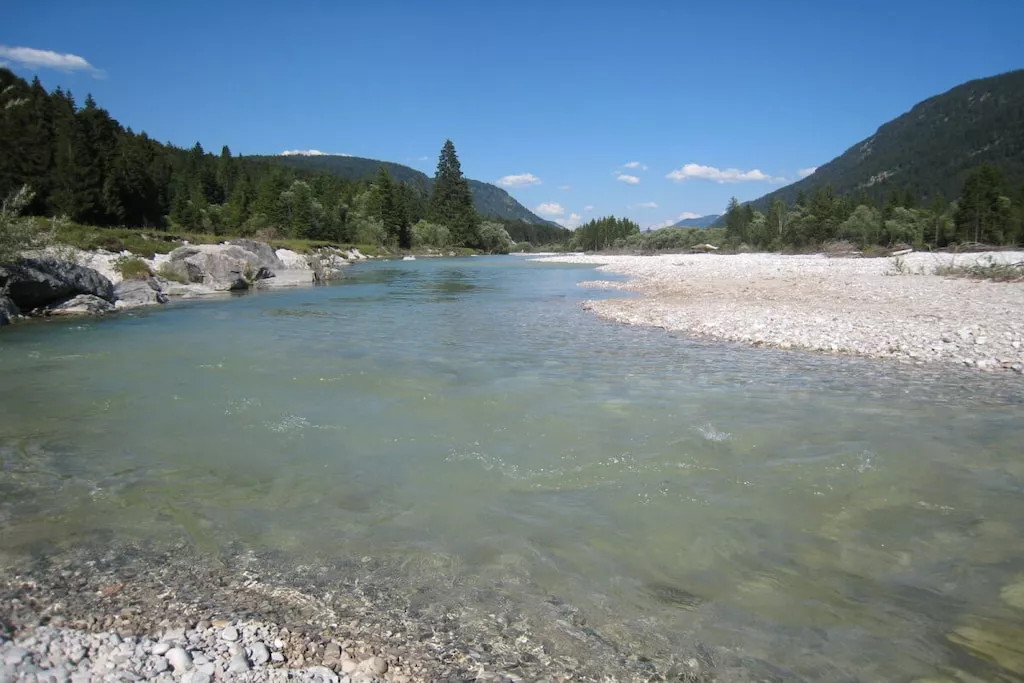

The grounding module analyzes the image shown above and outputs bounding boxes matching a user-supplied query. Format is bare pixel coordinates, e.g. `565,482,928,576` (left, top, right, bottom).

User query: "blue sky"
3,0,1022,229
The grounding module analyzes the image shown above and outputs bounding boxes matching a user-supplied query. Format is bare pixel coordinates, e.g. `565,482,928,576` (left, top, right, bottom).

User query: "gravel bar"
537,251,1024,372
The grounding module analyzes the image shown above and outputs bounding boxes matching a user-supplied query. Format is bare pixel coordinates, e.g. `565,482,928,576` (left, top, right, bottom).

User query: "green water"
2,256,1024,680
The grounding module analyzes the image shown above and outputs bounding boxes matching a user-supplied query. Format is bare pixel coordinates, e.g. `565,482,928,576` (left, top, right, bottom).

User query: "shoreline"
535,251,1024,372
0,539,711,683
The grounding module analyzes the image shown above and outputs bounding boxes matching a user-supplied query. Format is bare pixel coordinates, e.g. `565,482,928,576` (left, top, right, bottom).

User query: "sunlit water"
2,256,1024,680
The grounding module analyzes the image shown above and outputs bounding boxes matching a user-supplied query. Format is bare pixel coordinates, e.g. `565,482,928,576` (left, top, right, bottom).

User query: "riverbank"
0,540,710,683
535,251,1024,371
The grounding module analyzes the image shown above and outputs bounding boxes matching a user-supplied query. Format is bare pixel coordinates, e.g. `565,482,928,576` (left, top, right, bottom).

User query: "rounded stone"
220,626,239,642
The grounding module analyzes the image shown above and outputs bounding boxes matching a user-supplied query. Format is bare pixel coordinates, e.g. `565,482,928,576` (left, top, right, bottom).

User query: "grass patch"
935,256,1024,282
156,263,188,284
114,256,153,280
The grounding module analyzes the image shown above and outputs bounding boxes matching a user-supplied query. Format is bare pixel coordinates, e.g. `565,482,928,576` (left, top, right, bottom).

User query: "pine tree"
955,163,1008,244
426,140,479,247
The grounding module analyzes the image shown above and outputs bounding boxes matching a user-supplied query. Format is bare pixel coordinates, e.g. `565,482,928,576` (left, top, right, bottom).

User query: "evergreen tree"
955,163,1008,244
426,140,479,247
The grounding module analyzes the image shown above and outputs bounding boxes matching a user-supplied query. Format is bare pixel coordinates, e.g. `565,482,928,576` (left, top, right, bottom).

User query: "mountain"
672,214,721,228
256,153,556,226
742,69,1024,213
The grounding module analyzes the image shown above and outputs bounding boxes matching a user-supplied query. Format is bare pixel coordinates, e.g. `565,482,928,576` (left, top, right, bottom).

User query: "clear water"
2,256,1024,680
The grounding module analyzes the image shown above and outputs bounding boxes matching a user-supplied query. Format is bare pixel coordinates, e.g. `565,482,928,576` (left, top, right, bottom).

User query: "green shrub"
114,256,153,280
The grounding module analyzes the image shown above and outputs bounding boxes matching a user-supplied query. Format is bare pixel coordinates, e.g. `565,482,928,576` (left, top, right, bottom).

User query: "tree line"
722,162,1024,250
0,68,544,252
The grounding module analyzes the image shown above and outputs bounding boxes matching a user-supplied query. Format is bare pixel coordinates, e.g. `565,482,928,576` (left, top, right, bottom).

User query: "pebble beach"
536,251,1024,371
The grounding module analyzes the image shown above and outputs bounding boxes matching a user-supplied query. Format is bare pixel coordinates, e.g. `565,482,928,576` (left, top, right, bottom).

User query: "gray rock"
45,294,113,316
220,626,239,642
0,293,19,326
0,257,115,310
227,655,250,674
150,642,170,656
166,242,283,292
2,647,30,665
113,279,168,309
181,672,211,683
228,239,285,270
366,656,388,675
164,647,191,673
271,652,285,663
250,641,270,666
160,627,185,643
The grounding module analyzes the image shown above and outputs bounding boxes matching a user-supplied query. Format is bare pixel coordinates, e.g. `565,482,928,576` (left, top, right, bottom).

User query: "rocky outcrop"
229,239,285,270
0,258,115,311
114,279,169,309
0,293,20,325
164,245,259,291
46,294,114,316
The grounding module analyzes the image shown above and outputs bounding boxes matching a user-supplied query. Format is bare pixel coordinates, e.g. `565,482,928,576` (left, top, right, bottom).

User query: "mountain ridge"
736,69,1024,216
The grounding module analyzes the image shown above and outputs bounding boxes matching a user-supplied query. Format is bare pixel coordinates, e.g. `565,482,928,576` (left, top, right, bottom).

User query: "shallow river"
2,256,1024,681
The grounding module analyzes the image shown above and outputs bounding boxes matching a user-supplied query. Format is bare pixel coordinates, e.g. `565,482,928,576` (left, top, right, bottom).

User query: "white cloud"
649,218,677,230
535,202,565,217
583,205,594,212
666,163,783,184
616,174,640,185
630,201,658,209
280,149,351,157
497,173,542,188
798,167,818,178
0,45,102,76
558,184,572,190
556,212,583,229
622,161,648,170
417,156,429,161
648,211,707,231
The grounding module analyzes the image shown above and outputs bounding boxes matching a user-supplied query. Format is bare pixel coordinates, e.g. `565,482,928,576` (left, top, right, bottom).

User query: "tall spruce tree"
426,140,479,247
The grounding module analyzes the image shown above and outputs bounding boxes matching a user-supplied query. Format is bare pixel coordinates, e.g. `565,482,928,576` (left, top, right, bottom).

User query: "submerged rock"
46,294,114,316
0,257,115,310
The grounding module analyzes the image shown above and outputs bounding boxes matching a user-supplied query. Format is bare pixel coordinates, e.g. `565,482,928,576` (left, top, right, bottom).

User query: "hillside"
742,69,1024,213
672,214,721,228
257,154,555,226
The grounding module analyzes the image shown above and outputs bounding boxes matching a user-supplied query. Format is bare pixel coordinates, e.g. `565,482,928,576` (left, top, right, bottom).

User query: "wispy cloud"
497,173,542,188
535,202,565,217
622,161,648,171
583,205,594,212
416,156,429,162
649,218,677,230
0,45,103,77
616,174,640,185
677,212,704,220
666,163,783,184
556,212,583,229
630,201,658,209
558,185,572,191
280,149,351,157
798,167,817,178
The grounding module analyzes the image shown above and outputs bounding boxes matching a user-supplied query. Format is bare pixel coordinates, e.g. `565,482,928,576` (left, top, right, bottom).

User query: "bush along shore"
537,251,1024,373
0,238,373,327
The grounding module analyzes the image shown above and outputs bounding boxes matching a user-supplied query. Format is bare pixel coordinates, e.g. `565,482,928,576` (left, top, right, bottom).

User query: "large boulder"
164,244,261,291
275,248,311,270
46,294,114,316
229,239,285,270
0,293,20,326
114,279,169,309
0,258,115,311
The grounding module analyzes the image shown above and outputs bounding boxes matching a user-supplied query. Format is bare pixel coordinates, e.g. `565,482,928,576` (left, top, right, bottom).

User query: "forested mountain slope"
745,69,1024,212
259,154,555,226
